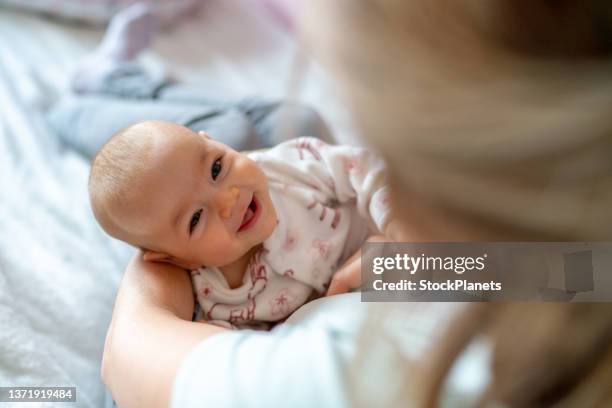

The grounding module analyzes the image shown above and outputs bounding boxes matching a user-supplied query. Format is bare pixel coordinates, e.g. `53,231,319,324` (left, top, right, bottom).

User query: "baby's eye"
189,209,203,234
211,158,222,180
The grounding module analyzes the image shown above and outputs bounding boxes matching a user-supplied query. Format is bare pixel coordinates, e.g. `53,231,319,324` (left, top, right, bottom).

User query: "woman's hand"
102,252,227,408
326,235,387,296
325,249,362,296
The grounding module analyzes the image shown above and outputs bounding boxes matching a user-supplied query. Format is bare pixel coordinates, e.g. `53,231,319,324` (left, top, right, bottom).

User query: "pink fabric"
258,0,300,31
0,0,200,25
3,0,299,30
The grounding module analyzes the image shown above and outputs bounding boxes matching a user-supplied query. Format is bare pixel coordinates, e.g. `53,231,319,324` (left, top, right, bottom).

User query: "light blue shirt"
171,294,490,408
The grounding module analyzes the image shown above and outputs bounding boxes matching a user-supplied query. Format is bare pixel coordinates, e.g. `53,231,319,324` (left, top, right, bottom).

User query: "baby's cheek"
205,231,241,263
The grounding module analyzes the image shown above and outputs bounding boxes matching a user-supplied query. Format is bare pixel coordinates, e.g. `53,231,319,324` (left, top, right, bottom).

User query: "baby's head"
89,120,277,269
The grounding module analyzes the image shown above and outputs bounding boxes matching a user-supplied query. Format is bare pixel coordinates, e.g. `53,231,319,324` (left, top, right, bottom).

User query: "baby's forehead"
146,122,204,150
125,120,193,145
119,125,196,169
121,125,206,194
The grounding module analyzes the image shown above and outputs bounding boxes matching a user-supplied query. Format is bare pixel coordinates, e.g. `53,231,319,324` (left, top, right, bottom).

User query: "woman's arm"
101,252,227,408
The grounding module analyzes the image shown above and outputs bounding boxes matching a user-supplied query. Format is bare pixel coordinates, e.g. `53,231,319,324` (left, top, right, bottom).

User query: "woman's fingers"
326,273,351,296
326,256,362,296
326,235,387,297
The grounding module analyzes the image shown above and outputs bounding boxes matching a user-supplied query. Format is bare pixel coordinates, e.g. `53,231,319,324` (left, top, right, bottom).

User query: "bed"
0,1,354,406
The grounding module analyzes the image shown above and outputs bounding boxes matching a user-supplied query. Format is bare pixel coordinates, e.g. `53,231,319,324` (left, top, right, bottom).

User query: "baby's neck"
218,244,262,289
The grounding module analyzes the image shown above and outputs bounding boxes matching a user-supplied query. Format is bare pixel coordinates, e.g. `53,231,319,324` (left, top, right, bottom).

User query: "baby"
90,120,392,328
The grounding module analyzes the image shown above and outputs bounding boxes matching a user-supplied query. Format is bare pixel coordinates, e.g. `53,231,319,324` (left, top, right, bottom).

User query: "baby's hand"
326,235,386,296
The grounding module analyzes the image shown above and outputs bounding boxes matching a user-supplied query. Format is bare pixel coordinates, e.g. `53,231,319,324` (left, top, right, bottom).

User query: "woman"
102,1,612,407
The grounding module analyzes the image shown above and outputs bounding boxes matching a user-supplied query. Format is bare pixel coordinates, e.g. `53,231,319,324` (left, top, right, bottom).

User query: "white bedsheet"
0,10,131,408
0,1,354,406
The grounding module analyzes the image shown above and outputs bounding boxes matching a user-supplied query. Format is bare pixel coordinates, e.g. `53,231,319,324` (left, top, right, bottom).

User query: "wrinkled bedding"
0,1,353,406
0,10,131,407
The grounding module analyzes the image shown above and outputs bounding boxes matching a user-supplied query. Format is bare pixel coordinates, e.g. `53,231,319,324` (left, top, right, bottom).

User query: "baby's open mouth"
238,195,259,232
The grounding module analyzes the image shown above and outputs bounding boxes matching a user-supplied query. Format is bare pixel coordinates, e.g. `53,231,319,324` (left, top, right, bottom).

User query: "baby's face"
118,124,277,269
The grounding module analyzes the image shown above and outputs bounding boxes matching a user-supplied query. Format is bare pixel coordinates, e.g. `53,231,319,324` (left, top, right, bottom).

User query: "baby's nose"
217,187,240,219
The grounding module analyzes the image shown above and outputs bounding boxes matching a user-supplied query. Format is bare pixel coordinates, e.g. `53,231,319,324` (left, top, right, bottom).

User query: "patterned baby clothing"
191,137,391,328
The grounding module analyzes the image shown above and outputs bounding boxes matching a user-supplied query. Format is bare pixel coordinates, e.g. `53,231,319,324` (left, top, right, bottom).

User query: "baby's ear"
198,131,211,140
142,250,200,270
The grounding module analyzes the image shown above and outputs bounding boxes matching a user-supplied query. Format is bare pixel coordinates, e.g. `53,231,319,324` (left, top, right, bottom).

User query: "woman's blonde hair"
304,0,612,406
305,0,612,241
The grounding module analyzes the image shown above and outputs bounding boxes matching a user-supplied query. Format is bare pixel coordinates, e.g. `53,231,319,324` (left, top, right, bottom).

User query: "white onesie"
191,137,391,329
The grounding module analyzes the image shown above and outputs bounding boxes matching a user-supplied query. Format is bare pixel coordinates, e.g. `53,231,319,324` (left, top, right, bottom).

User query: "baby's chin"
260,219,277,242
